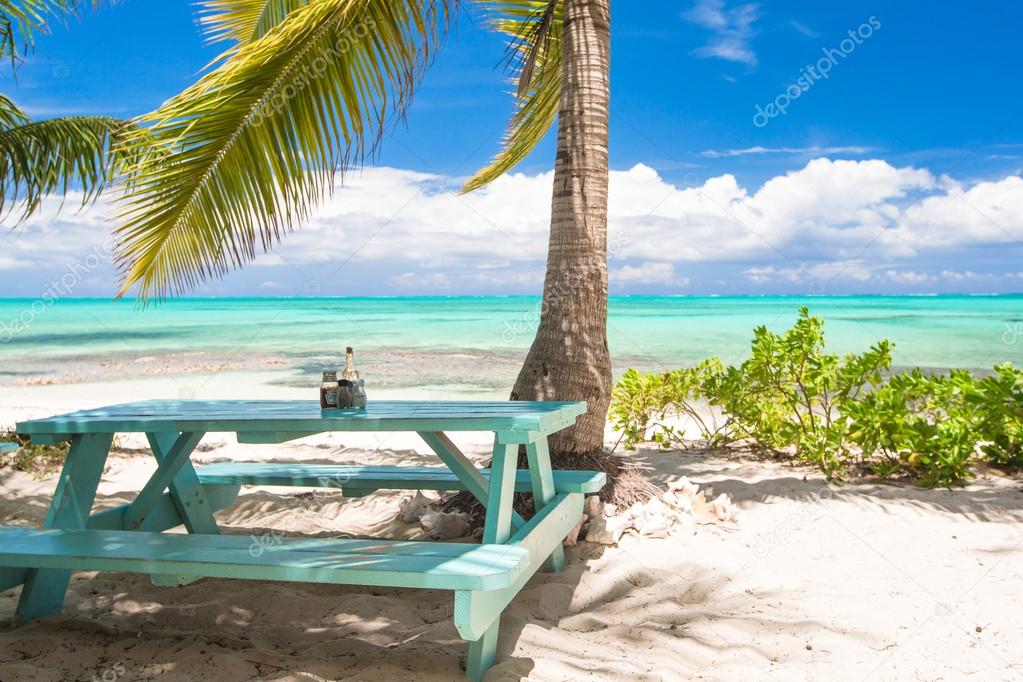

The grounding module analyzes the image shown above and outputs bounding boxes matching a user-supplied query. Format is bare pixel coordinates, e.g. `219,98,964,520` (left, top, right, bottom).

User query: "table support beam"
16,432,112,623
122,431,204,531
525,436,565,572
483,439,518,545
417,432,526,531
455,493,582,641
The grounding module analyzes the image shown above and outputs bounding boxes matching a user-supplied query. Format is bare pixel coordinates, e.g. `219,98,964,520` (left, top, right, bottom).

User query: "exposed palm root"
441,449,660,528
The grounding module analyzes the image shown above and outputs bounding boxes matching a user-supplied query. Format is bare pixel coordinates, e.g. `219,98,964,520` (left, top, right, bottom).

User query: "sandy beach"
1,375,1021,681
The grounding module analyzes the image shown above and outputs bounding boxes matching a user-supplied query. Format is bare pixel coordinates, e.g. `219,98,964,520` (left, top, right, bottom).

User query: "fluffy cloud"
610,262,687,285
389,271,451,289
701,145,873,158
3,157,1023,294
884,270,935,285
744,260,872,284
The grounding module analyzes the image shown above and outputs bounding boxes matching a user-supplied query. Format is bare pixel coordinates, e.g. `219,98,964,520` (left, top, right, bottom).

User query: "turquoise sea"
0,296,1021,388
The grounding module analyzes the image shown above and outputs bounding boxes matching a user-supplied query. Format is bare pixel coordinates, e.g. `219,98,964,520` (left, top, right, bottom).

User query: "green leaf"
115,0,456,300
463,0,562,192
0,114,137,224
199,0,311,48
0,0,103,65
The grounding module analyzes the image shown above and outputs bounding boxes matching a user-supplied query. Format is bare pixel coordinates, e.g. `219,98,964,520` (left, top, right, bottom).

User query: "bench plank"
0,527,529,592
195,463,605,495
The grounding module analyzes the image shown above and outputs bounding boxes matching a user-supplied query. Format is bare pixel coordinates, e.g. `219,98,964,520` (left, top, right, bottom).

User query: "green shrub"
609,308,1022,487
711,308,891,479
609,359,732,449
843,370,978,486
970,364,1023,467
0,430,69,476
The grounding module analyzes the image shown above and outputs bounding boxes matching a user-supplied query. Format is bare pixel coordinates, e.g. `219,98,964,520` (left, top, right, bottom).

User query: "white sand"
1,381,1022,680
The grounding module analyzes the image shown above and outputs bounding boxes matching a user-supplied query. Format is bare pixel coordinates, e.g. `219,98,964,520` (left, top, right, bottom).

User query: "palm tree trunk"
510,0,611,457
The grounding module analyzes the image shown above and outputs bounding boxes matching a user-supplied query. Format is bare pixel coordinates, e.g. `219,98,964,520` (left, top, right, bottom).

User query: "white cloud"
5,157,1023,294
611,262,687,285
701,145,873,158
884,270,935,285
684,0,761,66
743,260,872,284
790,20,818,38
388,271,451,289
939,270,993,282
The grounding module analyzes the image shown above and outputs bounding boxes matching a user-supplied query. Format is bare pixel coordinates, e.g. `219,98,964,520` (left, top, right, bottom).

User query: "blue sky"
3,0,1023,297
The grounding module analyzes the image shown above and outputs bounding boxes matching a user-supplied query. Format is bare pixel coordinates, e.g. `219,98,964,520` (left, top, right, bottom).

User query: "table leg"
15,433,113,623
145,432,219,534
466,619,500,682
483,438,517,545
524,435,565,572
145,432,218,587
466,437,517,681
418,432,525,531
121,431,204,530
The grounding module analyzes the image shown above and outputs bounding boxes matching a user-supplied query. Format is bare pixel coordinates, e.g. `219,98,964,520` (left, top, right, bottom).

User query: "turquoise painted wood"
418,431,527,532
87,485,240,532
0,527,530,592
0,565,26,592
8,399,596,682
16,432,112,622
122,431,204,531
194,463,605,495
455,493,585,640
145,432,221,587
483,439,518,545
146,433,221,535
524,436,565,572
16,400,588,438
466,620,500,682
0,442,17,454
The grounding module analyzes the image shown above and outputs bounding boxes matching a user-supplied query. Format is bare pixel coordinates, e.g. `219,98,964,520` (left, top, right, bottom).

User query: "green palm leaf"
463,0,562,192
0,0,101,64
0,92,28,129
0,114,135,224
199,0,311,47
115,0,456,299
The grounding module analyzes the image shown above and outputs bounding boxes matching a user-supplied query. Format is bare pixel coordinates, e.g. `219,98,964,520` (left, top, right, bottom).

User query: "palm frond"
199,0,311,47
0,114,135,224
463,0,561,192
0,92,28,129
0,0,101,64
116,0,457,300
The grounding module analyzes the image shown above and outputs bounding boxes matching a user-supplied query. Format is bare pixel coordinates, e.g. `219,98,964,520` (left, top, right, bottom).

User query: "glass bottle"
352,378,367,409
342,347,360,381
337,379,354,409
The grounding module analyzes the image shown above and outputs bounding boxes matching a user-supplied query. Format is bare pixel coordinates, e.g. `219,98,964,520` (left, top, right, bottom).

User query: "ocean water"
0,296,1021,387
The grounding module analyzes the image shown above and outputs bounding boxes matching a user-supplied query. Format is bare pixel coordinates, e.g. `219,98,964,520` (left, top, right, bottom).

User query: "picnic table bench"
3,400,603,680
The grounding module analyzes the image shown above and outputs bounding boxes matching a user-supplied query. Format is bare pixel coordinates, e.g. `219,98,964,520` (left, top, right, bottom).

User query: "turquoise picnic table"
3,399,604,680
